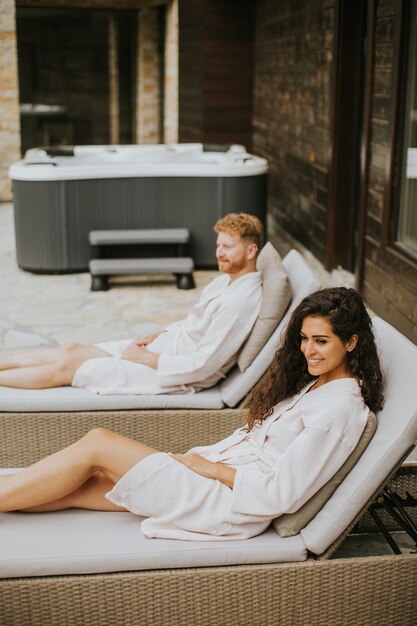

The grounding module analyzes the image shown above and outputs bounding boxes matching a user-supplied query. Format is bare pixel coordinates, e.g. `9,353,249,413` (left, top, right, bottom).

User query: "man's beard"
217,258,246,274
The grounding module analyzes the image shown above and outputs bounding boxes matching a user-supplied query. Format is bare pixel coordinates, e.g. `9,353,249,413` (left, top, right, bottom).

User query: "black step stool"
89,228,195,291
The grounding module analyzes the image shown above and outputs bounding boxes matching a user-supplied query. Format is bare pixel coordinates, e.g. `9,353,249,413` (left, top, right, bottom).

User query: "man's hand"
135,331,162,346
169,452,236,488
122,342,160,368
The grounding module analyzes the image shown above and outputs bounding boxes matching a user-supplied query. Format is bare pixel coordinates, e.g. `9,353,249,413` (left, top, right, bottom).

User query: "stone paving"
0,202,215,351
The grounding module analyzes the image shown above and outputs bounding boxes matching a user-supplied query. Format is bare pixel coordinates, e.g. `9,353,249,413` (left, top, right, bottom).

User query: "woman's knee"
79,428,116,467
81,427,115,447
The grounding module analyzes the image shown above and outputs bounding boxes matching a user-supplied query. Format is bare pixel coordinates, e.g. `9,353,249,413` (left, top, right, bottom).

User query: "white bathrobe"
72,271,262,395
106,378,369,540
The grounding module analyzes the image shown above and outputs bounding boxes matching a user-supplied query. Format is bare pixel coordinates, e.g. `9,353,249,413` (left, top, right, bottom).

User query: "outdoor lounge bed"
0,249,321,467
0,316,417,626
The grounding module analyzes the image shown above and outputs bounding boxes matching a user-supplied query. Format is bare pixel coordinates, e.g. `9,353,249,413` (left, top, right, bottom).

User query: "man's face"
215,230,256,276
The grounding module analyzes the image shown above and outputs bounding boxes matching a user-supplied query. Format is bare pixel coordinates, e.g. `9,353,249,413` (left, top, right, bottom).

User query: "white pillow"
237,242,291,372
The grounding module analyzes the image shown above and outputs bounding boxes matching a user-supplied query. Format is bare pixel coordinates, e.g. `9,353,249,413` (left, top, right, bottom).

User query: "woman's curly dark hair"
245,287,384,431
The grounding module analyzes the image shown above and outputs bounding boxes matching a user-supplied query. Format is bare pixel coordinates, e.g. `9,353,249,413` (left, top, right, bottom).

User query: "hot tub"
9,143,268,272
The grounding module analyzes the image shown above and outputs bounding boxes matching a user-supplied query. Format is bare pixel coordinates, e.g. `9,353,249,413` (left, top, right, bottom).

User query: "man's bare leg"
0,428,159,512
0,343,109,389
0,347,63,371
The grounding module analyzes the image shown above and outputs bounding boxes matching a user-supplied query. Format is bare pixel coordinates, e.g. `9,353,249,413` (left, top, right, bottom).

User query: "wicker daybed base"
1,555,416,626
1,410,417,626
0,407,247,466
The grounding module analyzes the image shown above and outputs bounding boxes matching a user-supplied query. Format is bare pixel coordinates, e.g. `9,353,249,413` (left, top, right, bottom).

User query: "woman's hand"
170,453,236,488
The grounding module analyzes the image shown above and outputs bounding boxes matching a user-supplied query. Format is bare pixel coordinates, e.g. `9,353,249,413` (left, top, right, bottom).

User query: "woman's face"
300,316,358,384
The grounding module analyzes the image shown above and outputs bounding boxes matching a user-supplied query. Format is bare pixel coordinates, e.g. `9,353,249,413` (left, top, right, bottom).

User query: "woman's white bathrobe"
72,271,262,395
106,378,369,540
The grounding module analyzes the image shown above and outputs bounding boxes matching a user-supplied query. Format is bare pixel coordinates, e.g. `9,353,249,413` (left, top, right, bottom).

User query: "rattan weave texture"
0,407,246,466
0,555,416,626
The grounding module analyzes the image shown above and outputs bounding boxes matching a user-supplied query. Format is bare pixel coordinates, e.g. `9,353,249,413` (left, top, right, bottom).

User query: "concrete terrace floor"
0,201,415,558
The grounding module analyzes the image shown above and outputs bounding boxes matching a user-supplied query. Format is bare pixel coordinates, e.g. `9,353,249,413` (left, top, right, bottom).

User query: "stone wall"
252,0,334,264
135,7,162,143
0,0,20,201
163,0,178,143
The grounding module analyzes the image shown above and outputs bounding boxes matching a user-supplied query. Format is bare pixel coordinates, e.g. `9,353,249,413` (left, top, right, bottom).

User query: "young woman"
0,288,384,541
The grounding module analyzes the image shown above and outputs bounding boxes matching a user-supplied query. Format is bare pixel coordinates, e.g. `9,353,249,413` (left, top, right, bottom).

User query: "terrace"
1,199,416,551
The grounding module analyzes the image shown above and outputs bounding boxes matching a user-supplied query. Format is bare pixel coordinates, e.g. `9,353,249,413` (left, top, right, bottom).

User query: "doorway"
16,7,136,154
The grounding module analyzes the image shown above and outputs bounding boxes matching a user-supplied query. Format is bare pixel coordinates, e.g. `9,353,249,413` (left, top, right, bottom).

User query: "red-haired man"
0,214,264,395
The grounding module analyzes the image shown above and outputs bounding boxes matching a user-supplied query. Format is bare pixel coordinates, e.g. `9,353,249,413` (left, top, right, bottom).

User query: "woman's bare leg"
0,428,159,512
0,343,109,389
20,471,127,513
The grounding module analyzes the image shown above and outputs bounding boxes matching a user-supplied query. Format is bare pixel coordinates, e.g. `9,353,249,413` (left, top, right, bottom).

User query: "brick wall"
362,0,417,343
0,0,20,201
252,0,334,264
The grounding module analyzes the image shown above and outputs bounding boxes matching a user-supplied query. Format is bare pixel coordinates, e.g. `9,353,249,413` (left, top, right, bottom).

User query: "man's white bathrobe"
106,378,369,540
72,271,262,395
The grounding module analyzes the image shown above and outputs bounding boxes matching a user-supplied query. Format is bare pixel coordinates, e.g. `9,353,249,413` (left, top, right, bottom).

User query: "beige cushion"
0,506,307,578
237,242,292,372
273,411,377,538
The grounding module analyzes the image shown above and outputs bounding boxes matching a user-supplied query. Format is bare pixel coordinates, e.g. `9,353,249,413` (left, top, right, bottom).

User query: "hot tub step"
89,228,190,246
89,258,195,291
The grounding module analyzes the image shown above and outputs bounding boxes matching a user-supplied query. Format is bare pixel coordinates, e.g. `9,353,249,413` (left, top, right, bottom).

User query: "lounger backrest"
220,250,321,407
301,317,417,555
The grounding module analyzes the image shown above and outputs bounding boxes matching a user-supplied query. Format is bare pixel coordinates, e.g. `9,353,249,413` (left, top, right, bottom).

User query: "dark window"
395,1,417,256
16,7,136,154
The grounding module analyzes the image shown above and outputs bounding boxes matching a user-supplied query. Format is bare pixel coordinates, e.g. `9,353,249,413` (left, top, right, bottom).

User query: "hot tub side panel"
12,175,267,272
12,181,70,272
66,176,224,269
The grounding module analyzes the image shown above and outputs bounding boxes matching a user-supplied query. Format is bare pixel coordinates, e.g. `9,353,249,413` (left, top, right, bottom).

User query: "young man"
0,213,264,395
